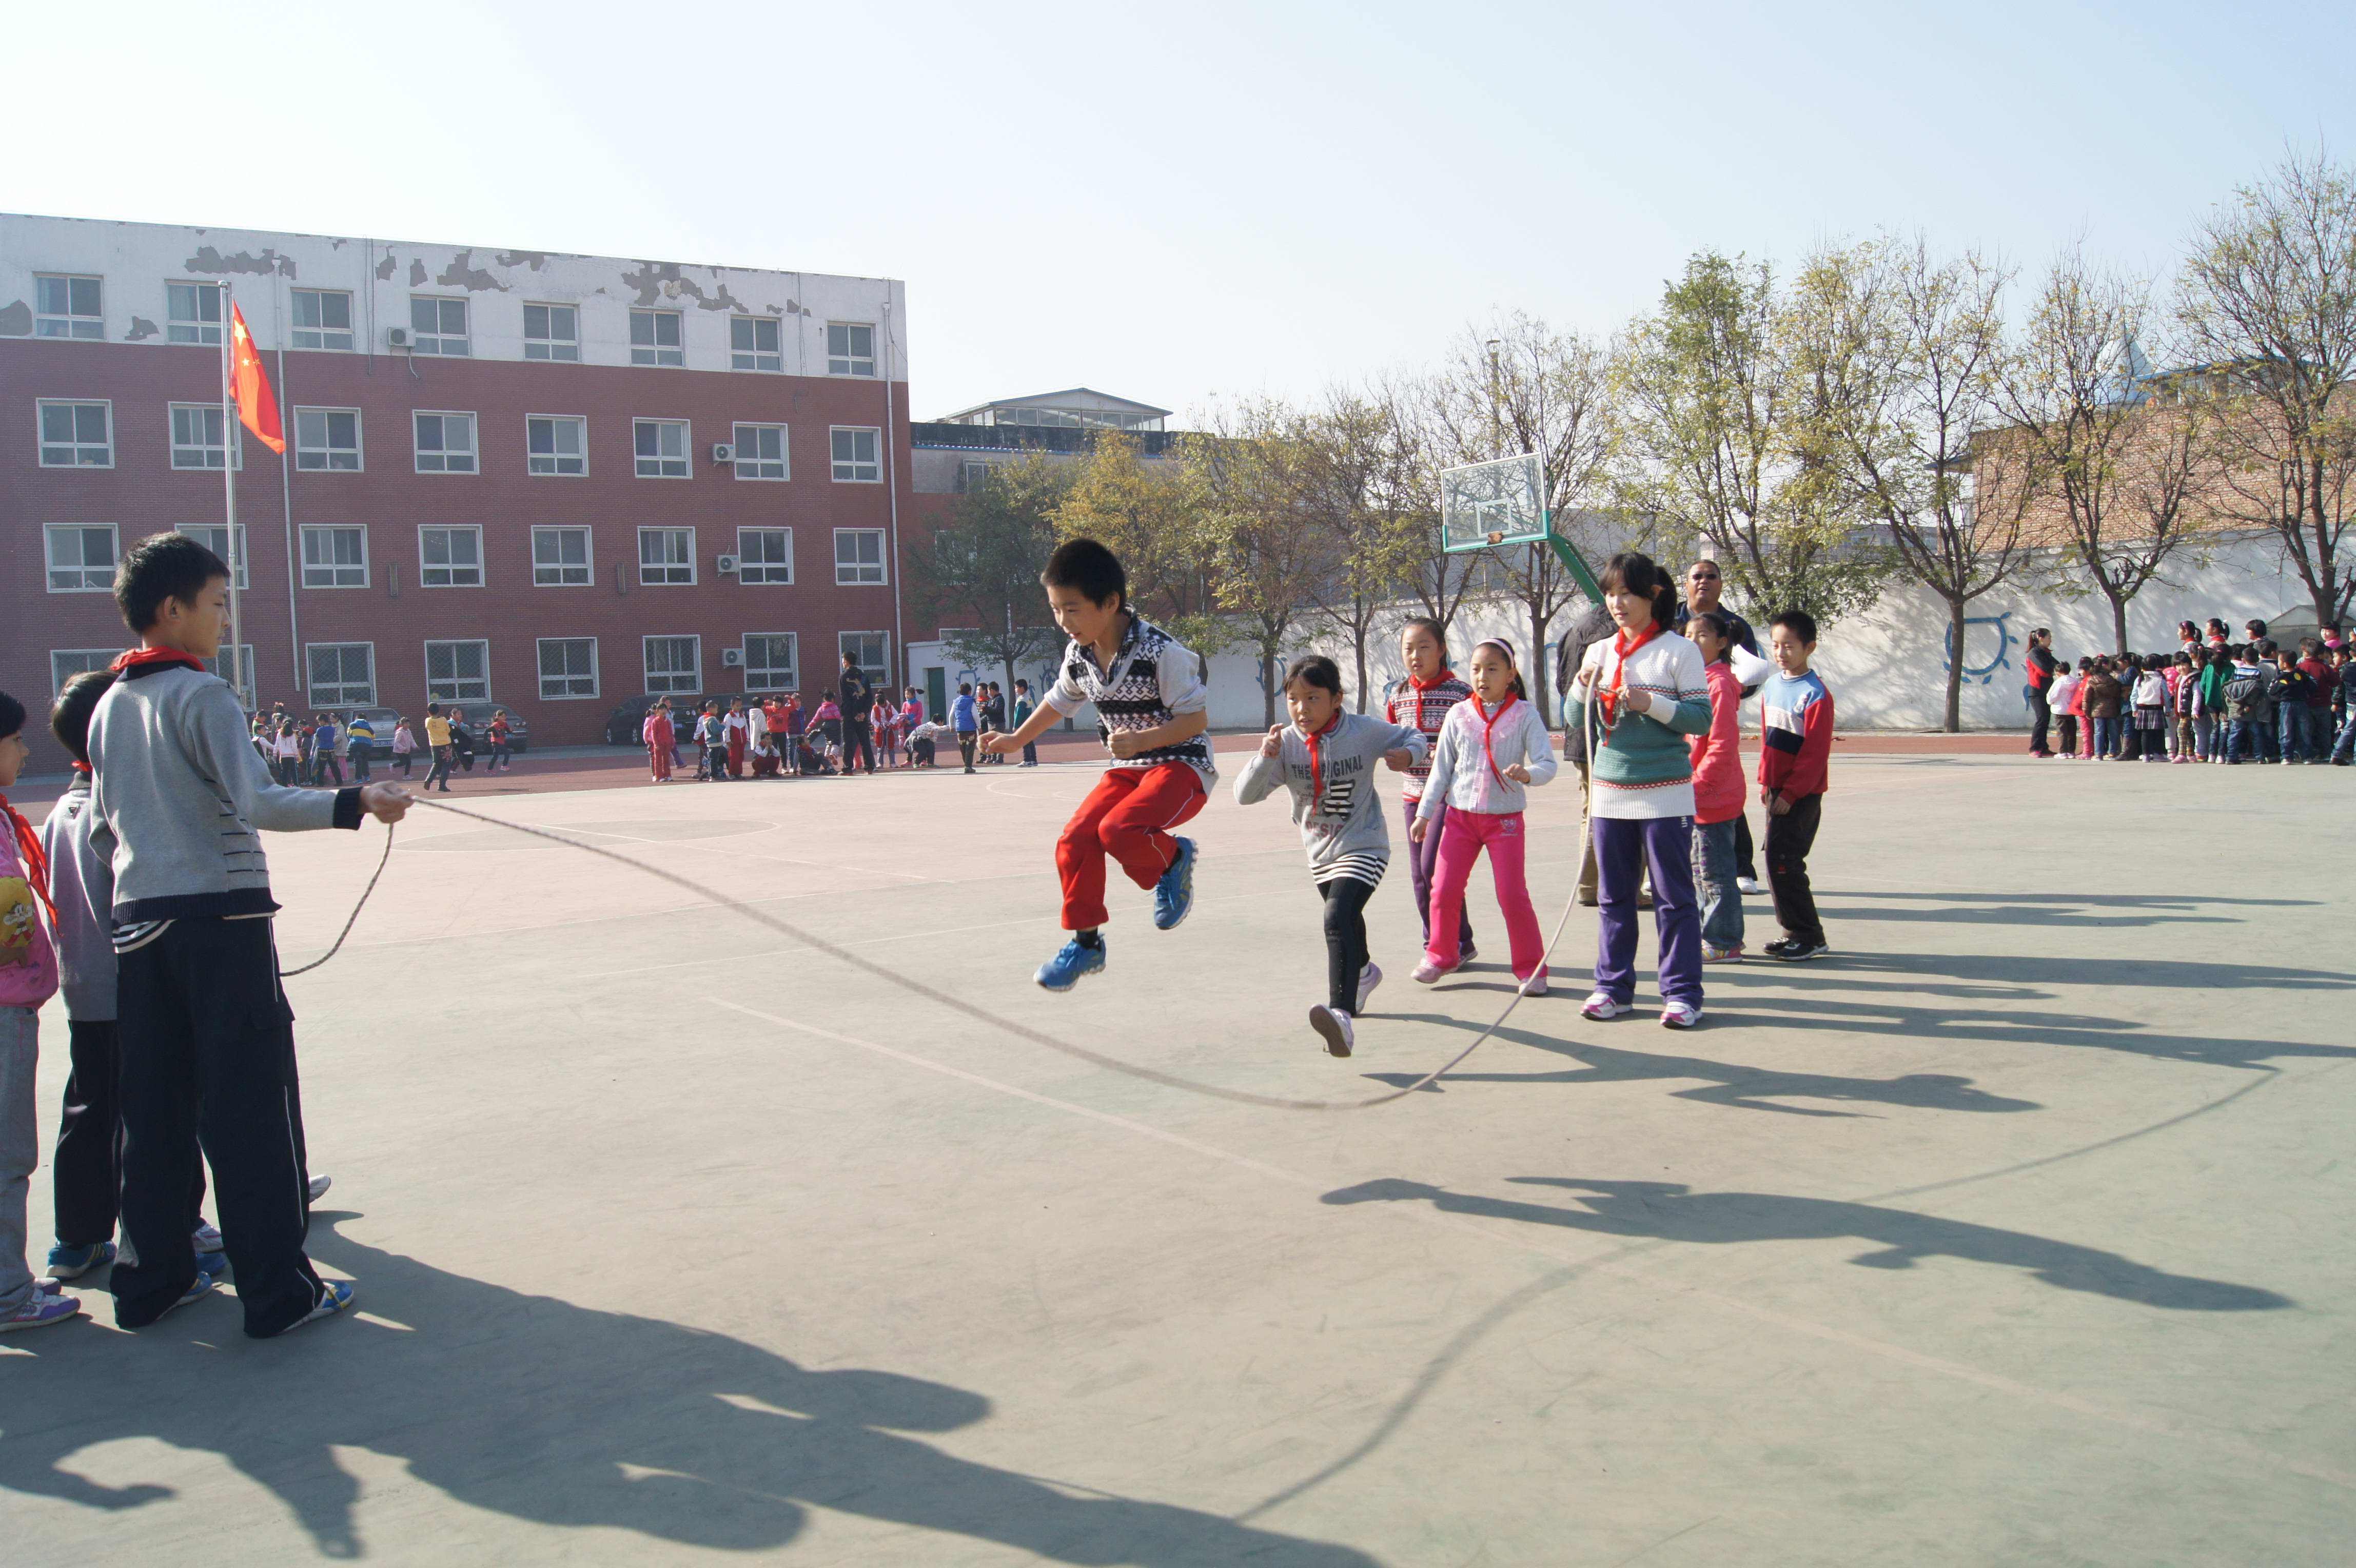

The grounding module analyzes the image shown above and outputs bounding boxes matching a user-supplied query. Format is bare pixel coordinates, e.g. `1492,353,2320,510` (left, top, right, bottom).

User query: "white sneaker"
193,1220,223,1255
1517,970,1549,996
1661,999,1704,1030
307,1174,333,1203
1309,1005,1356,1058
1580,991,1629,1021
1356,962,1383,1012
1735,876,1764,895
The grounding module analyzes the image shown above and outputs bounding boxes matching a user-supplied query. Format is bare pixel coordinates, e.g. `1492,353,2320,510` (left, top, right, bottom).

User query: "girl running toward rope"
1234,655,1427,1058
1410,639,1558,992
1565,551,1713,1029
978,539,1213,991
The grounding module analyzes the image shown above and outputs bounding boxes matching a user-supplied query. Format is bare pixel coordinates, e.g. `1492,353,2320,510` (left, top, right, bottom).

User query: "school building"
1,213,916,744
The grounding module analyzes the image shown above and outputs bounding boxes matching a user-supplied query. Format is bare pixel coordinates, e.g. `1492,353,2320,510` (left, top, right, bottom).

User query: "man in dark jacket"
839,654,877,776
2023,628,2057,757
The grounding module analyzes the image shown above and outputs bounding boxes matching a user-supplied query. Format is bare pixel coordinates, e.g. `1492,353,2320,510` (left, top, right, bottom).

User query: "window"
409,296,469,355
634,418,689,478
45,525,117,592
290,288,355,351
50,649,117,696
300,524,368,587
532,525,593,586
538,637,599,699
35,275,103,339
527,415,587,476
419,525,484,587
307,643,376,707
958,460,994,493
743,634,798,693
425,639,491,701
630,309,683,366
643,635,701,694
413,410,478,474
737,526,793,584
731,315,782,371
166,281,223,345
638,526,695,585
839,631,890,684
523,303,579,361
37,400,113,466
175,525,249,590
830,425,880,482
732,422,788,480
294,407,363,471
169,403,242,470
827,321,875,377
834,527,888,585
204,644,258,710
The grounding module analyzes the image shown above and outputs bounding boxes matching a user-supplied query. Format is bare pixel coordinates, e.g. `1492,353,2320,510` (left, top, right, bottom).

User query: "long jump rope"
278,681,1611,1112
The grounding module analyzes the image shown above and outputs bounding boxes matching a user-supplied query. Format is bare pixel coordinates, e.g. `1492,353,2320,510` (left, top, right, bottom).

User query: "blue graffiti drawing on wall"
1943,611,2017,687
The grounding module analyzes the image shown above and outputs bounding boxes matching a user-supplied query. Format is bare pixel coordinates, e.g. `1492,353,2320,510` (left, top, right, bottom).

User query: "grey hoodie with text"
1234,714,1426,886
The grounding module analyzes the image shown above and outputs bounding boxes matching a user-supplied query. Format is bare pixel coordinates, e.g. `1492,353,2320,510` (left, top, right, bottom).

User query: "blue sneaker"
45,1241,114,1279
1152,838,1198,931
194,1250,230,1283
271,1279,356,1337
1034,937,1107,992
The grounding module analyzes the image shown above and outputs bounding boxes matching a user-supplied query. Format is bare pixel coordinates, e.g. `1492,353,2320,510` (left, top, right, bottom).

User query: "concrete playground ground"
4,749,2352,1565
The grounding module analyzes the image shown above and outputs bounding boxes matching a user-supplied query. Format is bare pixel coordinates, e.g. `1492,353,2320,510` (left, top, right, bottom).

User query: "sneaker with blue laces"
194,1250,230,1283
1034,936,1108,992
271,1279,356,1337
45,1240,115,1279
1152,838,1197,931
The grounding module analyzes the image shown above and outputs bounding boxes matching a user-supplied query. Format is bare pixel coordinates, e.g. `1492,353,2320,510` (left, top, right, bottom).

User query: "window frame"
165,280,224,346
44,524,119,593
742,633,799,693
833,526,889,586
629,308,685,367
204,644,259,710
411,409,480,475
293,406,365,472
637,525,696,586
299,524,370,589
826,321,876,377
633,417,691,479
424,638,493,702
168,402,243,471
408,295,471,356
730,314,783,372
174,525,250,590
532,525,594,587
641,634,702,695
537,636,600,699
732,421,788,481
50,648,120,698
418,524,486,589
838,630,892,686
34,273,103,340
36,399,114,467
289,287,356,352
522,302,581,362
736,526,794,585
306,642,378,708
829,425,881,483
525,413,588,477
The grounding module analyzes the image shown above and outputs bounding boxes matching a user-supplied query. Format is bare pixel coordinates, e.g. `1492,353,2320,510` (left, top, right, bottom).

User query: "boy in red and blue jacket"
1757,610,1834,961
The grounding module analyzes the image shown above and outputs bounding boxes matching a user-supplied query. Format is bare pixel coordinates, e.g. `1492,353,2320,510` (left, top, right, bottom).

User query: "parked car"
445,700,530,753
605,695,710,746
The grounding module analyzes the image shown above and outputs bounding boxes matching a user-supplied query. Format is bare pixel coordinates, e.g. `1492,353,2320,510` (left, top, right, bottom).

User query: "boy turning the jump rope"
979,539,1213,990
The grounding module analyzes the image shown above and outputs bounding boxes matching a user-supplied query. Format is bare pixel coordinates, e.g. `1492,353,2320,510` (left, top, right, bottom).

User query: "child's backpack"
2226,673,2265,718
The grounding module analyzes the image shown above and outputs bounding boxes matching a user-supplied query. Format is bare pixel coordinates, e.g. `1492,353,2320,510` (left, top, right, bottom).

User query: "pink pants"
1425,807,1546,981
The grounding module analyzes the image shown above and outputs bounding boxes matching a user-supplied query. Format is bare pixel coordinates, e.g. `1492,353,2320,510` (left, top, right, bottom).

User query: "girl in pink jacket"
1685,613,1748,961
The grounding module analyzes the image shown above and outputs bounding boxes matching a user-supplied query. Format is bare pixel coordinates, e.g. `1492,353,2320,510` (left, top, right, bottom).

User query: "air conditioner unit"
716,554,739,575
722,648,744,668
386,326,410,348
711,442,735,463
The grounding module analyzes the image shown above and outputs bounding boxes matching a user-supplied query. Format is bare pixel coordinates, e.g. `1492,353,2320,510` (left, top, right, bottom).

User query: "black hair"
1688,610,1733,662
2256,638,2278,657
1399,615,1449,664
957,681,972,695
0,689,24,744
1769,608,1819,645
50,670,117,767
114,531,229,633
1597,552,1678,628
2033,626,2053,641
1041,537,1127,611
1470,639,1529,700
2076,656,2093,672
1284,654,1344,697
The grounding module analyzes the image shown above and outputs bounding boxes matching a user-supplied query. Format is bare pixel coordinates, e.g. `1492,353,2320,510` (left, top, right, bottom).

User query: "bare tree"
2177,148,2356,629
913,456,1068,700
1052,432,1228,661
1294,388,1429,709
1197,398,1336,727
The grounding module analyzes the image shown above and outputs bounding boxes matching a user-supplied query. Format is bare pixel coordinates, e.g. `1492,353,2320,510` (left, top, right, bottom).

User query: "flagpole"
219,281,245,708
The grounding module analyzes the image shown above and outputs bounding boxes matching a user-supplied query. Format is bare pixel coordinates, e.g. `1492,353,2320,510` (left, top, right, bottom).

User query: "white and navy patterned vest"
1061,617,1216,786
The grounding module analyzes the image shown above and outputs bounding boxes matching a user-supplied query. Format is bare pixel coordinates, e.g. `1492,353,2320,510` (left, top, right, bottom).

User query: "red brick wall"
3,338,925,744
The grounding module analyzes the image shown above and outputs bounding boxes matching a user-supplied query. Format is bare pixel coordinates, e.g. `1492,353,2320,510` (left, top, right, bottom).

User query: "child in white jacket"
1410,639,1558,990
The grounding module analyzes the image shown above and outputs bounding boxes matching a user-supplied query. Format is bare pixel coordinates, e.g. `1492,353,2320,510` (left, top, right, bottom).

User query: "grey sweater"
1233,714,1425,885
90,662,360,922
37,777,114,1020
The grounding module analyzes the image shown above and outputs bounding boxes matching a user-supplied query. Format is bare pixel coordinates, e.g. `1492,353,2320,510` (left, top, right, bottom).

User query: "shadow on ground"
0,1217,1376,1564
1321,1179,2293,1311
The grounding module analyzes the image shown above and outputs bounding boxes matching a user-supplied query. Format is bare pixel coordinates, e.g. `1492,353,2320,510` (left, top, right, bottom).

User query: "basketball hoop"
1485,530,1505,546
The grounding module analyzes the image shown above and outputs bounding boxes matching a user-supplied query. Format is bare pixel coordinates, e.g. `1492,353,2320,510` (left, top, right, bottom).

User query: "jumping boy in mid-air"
978,539,1213,990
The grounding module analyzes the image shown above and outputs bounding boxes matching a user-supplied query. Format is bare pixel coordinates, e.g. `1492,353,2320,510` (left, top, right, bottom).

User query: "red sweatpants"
1056,763,1205,930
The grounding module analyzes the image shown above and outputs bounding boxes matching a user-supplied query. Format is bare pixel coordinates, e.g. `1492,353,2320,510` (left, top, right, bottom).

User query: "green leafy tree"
1294,388,1431,709
1197,398,1336,727
1051,433,1229,662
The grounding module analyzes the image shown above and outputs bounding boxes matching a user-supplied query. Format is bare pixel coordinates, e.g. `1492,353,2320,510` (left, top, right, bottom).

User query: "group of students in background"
245,703,513,793
639,658,948,782
2030,619,2356,765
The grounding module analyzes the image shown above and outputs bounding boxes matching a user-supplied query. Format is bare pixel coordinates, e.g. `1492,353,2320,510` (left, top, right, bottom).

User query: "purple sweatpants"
1592,814,1703,1007
1401,794,1474,957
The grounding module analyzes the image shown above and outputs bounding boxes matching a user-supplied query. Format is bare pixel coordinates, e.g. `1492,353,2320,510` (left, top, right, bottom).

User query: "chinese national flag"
228,302,286,455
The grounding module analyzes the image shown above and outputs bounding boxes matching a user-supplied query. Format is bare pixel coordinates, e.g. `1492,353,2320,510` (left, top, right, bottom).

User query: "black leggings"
1319,876,1377,1013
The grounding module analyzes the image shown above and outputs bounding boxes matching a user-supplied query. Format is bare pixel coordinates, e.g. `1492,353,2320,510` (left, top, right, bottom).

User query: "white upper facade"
0,213,909,380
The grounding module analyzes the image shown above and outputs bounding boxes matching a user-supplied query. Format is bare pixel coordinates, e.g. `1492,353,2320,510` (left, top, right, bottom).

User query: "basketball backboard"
1440,452,1549,552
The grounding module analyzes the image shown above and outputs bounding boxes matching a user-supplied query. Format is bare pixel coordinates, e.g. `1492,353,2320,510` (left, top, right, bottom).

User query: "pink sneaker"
1412,956,1460,985
1579,991,1629,1021
1661,999,1704,1030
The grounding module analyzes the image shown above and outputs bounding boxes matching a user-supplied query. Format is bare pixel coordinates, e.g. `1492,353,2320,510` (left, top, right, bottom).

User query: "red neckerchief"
70,761,92,776
1599,622,1665,730
111,646,207,675
1408,668,1458,694
1304,711,1344,812
1477,693,1521,786
0,791,58,930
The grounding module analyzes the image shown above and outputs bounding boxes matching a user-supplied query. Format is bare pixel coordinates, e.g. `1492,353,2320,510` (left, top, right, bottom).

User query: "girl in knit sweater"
1565,551,1714,1029
1410,639,1558,992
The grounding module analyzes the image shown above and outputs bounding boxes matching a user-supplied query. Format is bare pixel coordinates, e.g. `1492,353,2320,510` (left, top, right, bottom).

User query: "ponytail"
1598,551,1678,630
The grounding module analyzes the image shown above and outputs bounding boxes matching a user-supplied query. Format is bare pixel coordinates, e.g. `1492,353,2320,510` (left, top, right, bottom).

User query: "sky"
6,0,2351,422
